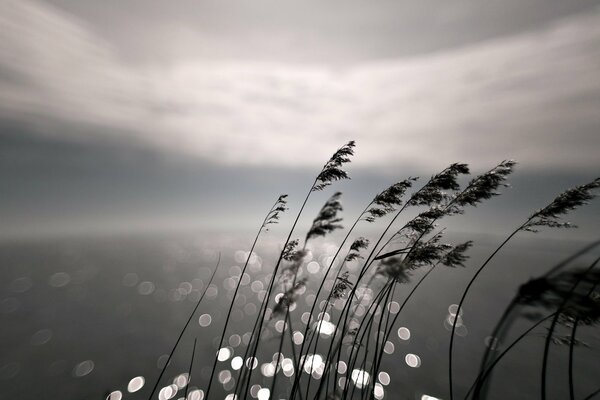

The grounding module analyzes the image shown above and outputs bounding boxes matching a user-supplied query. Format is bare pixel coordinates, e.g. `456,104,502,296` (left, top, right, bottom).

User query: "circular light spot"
303,354,323,374
49,272,70,287
293,331,304,345
198,314,212,327
447,314,463,327
138,281,155,295
351,369,370,389
378,371,390,385
10,277,32,293
250,384,261,398
373,382,385,399
0,362,20,379
301,312,311,325
307,261,320,274
218,347,232,362
30,329,52,345
245,357,258,370
383,341,394,354
231,356,243,370
218,370,232,384
0,298,20,314
188,389,204,400
128,376,145,392
448,304,462,316
455,325,468,337
387,301,400,314
281,358,294,374
157,354,169,369
275,320,286,333
397,327,411,340
73,360,94,377
173,373,188,388
229,334,241,347
337,361,347,374
206,285,218,298
315,320,336,337
106,391,122,400
261,363,275,377
405,353,421,368
234,250,247,263
257,388,270,400
158,384,177,400
251,281,263,293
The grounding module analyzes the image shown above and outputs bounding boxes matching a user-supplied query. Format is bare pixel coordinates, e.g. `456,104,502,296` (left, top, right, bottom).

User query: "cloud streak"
1,0,600,170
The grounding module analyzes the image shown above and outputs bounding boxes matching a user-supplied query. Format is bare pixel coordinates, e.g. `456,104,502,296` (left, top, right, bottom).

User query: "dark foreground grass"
147,142,600,400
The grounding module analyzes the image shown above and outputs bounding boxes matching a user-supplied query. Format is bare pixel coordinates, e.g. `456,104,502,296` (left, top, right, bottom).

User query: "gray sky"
1,0,599,239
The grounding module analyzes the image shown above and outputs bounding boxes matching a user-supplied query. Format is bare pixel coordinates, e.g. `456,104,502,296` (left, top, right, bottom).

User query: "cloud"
1,0,600,171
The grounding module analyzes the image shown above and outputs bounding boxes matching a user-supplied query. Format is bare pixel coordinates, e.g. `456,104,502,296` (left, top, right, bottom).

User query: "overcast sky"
1,0,599,239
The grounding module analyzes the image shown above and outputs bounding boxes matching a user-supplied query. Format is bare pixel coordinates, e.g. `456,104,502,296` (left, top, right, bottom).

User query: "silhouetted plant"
448,175,600,400
149,142,600,400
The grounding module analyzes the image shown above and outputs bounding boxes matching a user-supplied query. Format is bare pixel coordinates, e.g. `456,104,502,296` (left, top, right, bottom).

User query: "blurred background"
1,1,600,399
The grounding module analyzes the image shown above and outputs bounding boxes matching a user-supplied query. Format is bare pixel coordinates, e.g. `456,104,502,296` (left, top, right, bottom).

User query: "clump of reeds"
145,142,599,400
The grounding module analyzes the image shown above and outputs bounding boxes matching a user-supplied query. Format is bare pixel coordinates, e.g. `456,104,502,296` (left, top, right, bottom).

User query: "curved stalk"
463,313,555,400
184,338,197,400
541,256,600,400
205,198,283,398
448,222,529,400
147,255,220,400
290,204,371,400
473,240,600,399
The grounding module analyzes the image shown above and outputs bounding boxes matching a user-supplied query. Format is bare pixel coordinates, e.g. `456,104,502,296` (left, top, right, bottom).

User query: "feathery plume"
264,194,288,230
282,239,301,261
404,235,453,268
517,269,600,325
312,141,356,192
410,163,470,206
331,271,353,300
523,178,600,232
440,241,473,268
345,237,370,262
453,160,517,209
376,233,452,281
363,178,417,222
306,192,344,241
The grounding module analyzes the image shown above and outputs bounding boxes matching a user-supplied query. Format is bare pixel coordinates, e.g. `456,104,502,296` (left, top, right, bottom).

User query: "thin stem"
270,307,291,398
147,254,220,400
285,313,305,400
541,257,600,400
568,318,578,400
370,264,439,397
184,338,197,400
474,240,600,400
339,282,393,399
448,222,529,400
240,176,318,399
583,387,600,400
463,313,556,400
290,204,371,400
205,198,281,399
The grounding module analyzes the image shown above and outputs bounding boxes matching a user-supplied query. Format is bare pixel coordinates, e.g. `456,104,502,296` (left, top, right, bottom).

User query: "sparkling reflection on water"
0,234,598,400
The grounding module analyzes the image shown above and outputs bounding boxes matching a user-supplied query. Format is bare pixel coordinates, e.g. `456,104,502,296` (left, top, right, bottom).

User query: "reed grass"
146,142,600,400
